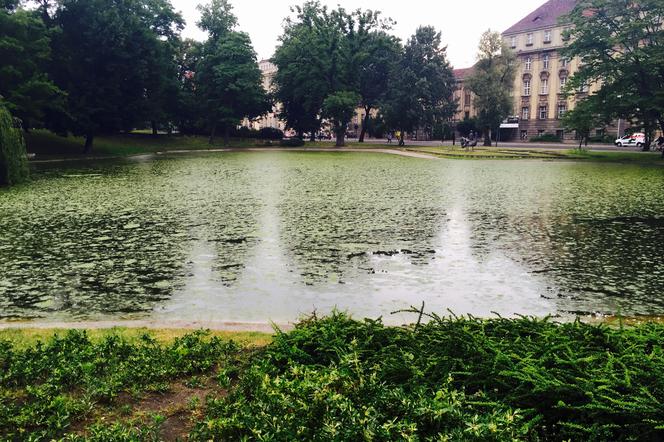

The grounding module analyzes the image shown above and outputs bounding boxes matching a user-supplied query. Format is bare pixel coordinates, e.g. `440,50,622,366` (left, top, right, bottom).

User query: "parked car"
614,133,645,147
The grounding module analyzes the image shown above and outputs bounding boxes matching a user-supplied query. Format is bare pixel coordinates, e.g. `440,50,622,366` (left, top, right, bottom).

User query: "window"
540,78,549,95
542,54,550,70
556,129,565,139
524,57,532,71
539,106,548,120
527,33,534,45
544,30,552,43
560,57,569,68
510,36,517,48
464,90,471,106
522,107,530,120
557,103,567,118
559,76,567,92
524,80,531,96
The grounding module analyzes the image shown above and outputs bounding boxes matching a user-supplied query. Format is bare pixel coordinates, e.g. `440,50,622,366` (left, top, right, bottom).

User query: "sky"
172,0,547,69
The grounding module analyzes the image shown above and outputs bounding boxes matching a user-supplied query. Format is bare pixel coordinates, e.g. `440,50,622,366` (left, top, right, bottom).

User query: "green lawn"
24,130,262,159
23,131,664,165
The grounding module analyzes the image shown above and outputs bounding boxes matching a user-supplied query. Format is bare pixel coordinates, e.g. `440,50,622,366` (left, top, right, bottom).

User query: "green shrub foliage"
194,313,664,442
0,106,29,186
2,315,664,440
280,137,305,147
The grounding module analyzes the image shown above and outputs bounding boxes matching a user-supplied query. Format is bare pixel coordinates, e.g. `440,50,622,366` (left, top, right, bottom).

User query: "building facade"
456,0,623,142
243,60,287,132
502,0,587,141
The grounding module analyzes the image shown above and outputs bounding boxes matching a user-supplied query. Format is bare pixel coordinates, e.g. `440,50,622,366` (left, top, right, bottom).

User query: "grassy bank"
404,145,664,163
24,131,261,159
2,313,663,441
25,131,664,165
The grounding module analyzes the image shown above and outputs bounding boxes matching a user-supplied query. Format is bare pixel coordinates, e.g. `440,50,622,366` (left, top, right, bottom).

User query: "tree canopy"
562,0,664,150
382,26,456,146
467,30,516,146
0,4,64,128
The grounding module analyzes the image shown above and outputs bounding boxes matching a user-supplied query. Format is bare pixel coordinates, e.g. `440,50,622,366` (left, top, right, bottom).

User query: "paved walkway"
342,138,646,152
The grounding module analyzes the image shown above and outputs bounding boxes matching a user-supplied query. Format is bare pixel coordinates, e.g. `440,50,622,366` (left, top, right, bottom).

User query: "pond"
1,151,664,325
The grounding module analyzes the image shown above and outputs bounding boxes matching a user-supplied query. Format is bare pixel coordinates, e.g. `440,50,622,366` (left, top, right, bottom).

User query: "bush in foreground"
1,314,663,441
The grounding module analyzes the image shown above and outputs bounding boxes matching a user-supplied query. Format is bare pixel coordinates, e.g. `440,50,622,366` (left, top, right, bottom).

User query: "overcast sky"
172,0,546,69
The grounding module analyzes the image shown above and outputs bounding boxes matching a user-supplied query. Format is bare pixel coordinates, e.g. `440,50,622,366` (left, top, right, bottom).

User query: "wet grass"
2,313,664,441
403,146,664,163
0,327,272,349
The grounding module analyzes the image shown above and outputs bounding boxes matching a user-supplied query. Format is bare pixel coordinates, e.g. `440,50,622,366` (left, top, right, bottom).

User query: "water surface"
1,152,663,324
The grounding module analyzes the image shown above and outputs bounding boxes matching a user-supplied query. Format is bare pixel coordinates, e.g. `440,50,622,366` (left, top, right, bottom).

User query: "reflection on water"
1,152,663,323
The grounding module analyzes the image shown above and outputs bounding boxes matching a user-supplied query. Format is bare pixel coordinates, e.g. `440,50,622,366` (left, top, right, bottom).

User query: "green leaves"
0,105,29,186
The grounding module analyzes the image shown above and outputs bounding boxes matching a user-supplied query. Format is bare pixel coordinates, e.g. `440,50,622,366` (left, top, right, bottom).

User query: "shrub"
0,106,29,186
529,133,561,143
280,137,305,147
258,127,284,140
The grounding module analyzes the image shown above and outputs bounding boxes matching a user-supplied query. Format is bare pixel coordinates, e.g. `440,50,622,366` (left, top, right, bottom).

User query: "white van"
614,133,645,147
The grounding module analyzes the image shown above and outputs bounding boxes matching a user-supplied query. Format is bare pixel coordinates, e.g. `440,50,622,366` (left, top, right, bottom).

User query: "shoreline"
2,313,663,333
29,146,441,164
0,319,291,333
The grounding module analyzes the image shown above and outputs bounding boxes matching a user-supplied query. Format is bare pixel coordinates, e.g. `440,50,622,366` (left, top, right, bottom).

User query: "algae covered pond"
1,152,664,324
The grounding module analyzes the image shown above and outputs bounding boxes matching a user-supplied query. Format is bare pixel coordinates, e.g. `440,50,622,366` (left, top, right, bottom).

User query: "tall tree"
562,96,607,149
0,2,64,129
196,0,268,144
49,0,183,152
322,91,361,147
273,3,396,144
272,1,344,140
0,104,29,186
354,30,400,143
467,30,516,146
562,0,664,152
382,26,456,146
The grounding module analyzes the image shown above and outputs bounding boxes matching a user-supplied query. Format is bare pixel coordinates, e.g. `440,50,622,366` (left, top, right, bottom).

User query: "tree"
467,30,516,146
273,3,396,143
272,2,345,141
196,0,268,144
0,3,64,129
562,97,606,149
562,0,664,152
48,0,184,152
173,38,204,135
382,26,456,146
140,0,185,136
341,11,399,143
0,105,29,186
322,91,360,147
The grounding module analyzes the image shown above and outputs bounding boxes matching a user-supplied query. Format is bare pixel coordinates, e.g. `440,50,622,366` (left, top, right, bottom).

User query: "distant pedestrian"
387,132,393,144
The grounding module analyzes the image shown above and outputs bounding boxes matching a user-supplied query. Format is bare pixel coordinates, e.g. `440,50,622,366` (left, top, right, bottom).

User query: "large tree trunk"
483,128,492,147
297,130,304,140
335,128,345,147
223,125,230,146
310,132,316,142
359,106,371,143
151,121,158,137
208,124,217,145
83,132,94,154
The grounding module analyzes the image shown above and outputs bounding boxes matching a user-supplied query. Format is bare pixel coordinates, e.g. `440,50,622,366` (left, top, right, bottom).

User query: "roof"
502,0,577,35
453,67,475,81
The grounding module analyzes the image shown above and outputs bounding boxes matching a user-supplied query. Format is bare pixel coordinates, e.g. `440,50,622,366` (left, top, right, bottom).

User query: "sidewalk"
353,138,645,152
